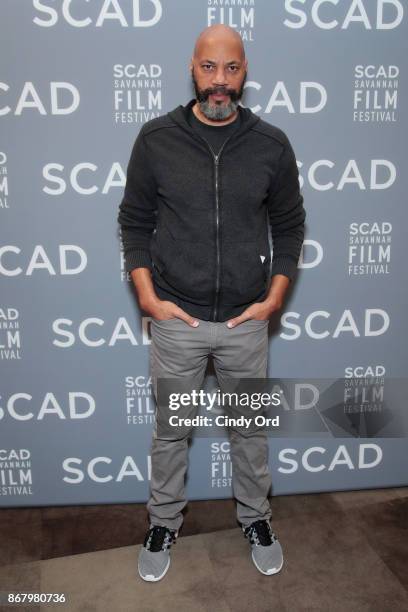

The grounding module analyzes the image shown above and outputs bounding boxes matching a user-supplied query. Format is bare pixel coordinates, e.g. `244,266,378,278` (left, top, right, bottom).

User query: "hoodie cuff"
271,255,299,282
124,248,152,273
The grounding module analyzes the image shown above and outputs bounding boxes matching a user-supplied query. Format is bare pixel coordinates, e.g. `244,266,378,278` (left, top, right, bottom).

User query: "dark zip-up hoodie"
117,98,306,322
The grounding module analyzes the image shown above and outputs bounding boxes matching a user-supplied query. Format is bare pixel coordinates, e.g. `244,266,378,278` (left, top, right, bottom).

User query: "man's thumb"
177,310,200,327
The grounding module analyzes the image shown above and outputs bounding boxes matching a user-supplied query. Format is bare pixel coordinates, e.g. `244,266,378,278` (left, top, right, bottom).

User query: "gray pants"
147,317,272,531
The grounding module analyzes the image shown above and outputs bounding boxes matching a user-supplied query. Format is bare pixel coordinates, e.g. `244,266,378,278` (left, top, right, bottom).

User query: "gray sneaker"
243,519,283,575
138,525,178,582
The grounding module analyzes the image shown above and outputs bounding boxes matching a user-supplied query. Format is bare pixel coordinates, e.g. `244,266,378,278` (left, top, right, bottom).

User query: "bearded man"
118,23,306,581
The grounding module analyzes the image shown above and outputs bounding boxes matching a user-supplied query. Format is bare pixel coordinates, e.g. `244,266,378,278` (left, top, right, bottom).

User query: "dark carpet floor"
0,487,407,611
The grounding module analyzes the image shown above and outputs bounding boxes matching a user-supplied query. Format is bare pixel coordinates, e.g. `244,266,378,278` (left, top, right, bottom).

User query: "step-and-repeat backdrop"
1,1,407,507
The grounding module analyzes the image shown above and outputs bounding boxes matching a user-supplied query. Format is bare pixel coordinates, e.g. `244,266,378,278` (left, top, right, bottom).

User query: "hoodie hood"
167,97,260,137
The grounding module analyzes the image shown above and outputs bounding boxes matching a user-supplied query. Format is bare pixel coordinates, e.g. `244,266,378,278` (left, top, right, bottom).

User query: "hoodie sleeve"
266,133,306,282
117,126,157,273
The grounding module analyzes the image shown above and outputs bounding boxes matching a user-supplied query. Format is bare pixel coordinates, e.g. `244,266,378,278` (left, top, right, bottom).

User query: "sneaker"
138,525,178,582
243,519,283,575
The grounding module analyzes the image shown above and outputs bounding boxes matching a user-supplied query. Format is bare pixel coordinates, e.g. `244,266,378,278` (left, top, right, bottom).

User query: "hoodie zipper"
192,133,234,321
166,103,261,320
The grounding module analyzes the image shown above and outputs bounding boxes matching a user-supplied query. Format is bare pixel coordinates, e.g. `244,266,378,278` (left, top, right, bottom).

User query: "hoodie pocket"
221,241,268,305
151,223,215,304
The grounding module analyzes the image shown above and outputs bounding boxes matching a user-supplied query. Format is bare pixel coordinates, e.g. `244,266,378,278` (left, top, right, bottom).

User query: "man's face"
191,40,247,121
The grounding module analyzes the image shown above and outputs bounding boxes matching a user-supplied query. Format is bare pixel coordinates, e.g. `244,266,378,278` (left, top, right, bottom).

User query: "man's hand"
226,297,281,328
130,267,199,327
143,297,200,327
226,274,290,328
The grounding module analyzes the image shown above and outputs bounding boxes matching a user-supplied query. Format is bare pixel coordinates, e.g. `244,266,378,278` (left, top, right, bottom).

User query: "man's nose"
212,66,228,85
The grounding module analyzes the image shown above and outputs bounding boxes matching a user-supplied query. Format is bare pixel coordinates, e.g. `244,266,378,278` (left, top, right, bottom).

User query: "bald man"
118,24,305,581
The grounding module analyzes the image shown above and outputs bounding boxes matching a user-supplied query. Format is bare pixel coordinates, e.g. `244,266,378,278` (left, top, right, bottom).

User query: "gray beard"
198,98,240,121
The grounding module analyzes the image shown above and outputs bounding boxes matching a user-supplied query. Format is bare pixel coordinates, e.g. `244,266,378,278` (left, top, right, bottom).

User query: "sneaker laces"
243,520,277,546
144,526,177,552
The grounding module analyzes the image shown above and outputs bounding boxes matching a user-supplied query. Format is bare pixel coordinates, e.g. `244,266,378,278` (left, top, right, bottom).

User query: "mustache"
197,85,241,101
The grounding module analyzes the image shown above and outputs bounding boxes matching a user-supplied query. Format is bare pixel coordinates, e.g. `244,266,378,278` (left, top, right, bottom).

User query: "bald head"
193,24,245,61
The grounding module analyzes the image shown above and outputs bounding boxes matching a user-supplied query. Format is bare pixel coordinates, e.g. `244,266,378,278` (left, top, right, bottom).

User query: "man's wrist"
265,274,290,306
264,294,283,311
140,294,161,312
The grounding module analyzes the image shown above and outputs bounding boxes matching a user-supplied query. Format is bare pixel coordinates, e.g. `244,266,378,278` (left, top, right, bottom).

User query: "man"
117,24,306,581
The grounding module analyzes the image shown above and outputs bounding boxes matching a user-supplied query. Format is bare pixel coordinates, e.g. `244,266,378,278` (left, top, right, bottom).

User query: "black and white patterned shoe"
243,519,283,575
138,525,178,582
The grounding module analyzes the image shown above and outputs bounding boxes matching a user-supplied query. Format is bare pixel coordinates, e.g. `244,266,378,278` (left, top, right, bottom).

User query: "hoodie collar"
167,98,260,136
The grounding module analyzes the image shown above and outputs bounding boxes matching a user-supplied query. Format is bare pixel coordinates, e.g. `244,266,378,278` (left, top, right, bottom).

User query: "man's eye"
202,64,213,70
229,66,239,72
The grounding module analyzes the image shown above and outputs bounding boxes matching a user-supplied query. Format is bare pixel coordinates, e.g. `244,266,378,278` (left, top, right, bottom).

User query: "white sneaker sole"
251,550,284,575
138,556,171,582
